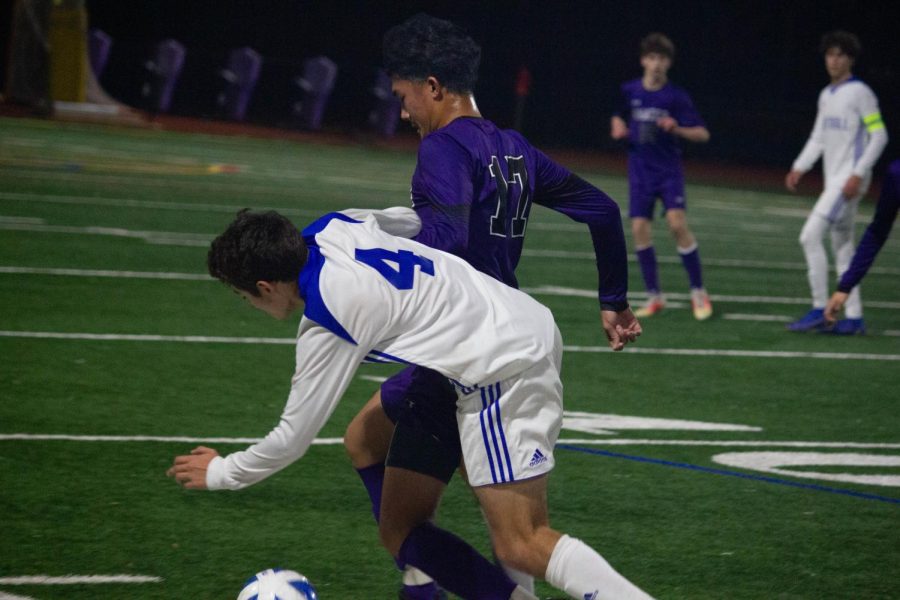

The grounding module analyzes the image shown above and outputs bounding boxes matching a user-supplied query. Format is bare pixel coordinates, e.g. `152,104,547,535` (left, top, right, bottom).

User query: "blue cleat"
826,318,866,335
786,308,827,332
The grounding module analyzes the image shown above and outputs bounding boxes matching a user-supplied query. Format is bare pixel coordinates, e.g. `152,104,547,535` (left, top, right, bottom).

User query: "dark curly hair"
207,210,308,296
383,13,481,94
820,30,861,59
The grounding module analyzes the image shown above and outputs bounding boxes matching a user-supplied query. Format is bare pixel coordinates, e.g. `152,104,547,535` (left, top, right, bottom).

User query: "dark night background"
11,1,900,170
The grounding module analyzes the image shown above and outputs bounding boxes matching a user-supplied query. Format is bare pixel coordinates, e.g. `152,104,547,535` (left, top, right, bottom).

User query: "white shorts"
455,337,563,487
812,179,867,226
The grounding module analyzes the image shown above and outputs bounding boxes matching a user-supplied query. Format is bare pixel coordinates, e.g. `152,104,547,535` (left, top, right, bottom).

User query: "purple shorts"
628,159,687,219
380,365,457,423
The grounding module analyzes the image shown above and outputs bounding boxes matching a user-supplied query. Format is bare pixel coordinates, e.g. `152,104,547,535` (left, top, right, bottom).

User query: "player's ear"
256,280,274,296
425,76,442,98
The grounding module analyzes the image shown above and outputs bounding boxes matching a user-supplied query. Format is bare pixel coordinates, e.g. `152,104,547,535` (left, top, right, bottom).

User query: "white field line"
885,330,900,337
522,248,900,275
0,331,295,344
2,433,898,449
0,267,212,280
2,330,899,360
524,285,900,310
0,191,323,215
723,313,793,322
0,575,161,585
4,191,899,266
0,434,340,444
2,267,899,312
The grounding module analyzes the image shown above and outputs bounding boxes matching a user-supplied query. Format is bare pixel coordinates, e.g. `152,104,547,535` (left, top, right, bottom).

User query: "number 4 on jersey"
489,155,531,237
355,247,435,290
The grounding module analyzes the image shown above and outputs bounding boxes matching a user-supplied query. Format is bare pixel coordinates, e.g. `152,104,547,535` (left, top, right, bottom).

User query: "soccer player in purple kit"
610,33,713,320
342,13,650,600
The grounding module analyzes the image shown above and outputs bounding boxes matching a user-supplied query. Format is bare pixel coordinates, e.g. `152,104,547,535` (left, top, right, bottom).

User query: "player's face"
235,282,302,320
391,77,436,138
640,53,671,83
824,47,853,82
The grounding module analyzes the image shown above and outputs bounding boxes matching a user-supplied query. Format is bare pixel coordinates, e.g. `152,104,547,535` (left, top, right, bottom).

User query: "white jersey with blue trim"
792,78,888,186
205,209,558,491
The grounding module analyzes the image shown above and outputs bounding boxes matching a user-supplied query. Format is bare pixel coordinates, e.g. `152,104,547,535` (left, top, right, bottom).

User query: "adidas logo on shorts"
529,448,548,467
584,591,599,600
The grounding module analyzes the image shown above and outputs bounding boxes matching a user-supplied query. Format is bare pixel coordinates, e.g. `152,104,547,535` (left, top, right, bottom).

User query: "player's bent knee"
343,396,394,468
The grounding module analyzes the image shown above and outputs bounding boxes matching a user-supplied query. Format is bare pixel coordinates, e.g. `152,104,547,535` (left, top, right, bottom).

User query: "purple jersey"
410,116,627,308
618,78,705,171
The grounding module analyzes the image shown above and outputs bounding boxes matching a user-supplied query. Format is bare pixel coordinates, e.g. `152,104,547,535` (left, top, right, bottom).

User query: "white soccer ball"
237,568,318,600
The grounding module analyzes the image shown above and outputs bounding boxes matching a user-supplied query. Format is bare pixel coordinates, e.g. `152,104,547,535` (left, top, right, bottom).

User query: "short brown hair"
820,30,861,59
640,33,675,60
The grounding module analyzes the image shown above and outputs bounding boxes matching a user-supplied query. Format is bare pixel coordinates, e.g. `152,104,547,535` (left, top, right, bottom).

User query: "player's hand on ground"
167,446,219,490
842,174,862,199
785,170,803,192
656,116,678,132
601,308,642,351
824,291,848,323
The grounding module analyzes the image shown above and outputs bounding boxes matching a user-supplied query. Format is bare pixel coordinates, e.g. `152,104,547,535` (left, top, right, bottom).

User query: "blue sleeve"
837,160,900,292
532,150,629,310
410,133,473,255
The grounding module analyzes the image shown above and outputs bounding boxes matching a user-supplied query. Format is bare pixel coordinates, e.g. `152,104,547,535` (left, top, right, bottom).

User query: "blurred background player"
825,158,899,325
785,30,888,335
343,13,641,599
610,32,712,320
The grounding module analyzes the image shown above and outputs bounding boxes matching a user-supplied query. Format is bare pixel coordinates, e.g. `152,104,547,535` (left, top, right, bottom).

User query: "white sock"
494,550,535,593
401,565,433,586
544,534,653,600
510,585,539,600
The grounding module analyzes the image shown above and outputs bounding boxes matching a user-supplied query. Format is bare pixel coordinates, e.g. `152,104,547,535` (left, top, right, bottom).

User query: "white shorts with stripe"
812,178,868,227
454,334,563,487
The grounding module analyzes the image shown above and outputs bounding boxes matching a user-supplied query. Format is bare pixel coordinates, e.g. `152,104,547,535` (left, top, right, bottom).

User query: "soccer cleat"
825,318,866,336
634,294,665,317
690,288,713,321
786,308,827,332
398,582,448,600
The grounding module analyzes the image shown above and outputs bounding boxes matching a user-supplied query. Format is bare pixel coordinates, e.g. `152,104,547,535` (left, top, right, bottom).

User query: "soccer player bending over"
785,30,888,335
610,33,712,320
167,209,651,600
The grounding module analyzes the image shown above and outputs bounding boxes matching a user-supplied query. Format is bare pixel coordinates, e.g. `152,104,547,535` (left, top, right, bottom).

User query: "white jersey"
792,78,888,186
206,209,558,490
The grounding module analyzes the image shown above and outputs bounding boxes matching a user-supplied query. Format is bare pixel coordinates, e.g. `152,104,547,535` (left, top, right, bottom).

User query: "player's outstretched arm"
601,307,642,351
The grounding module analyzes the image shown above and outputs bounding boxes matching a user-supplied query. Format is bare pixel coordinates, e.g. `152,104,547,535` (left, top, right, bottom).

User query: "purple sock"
679,245,704,289
356,463,385,521
357,463,408,571
636,246,660,294
398,522,517,600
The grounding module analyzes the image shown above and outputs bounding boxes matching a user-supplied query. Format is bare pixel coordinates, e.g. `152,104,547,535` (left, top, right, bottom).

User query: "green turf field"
1,117,898,599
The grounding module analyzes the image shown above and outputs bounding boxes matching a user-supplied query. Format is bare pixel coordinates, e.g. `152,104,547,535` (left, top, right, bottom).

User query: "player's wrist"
601,301,630,312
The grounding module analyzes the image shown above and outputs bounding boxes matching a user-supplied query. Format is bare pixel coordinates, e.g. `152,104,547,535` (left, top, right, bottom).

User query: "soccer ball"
237,568,318,600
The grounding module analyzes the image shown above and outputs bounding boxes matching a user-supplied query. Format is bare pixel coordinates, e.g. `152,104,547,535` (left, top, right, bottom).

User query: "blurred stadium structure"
2,0,897,167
